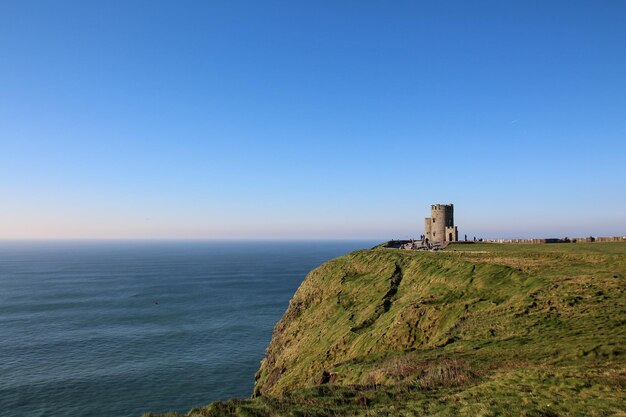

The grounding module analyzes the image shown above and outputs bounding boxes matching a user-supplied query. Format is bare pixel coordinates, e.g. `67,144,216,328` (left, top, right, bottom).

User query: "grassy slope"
146,243,626,417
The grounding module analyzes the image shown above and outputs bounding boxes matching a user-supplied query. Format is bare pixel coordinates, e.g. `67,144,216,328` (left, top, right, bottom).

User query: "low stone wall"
486,236,626,244
384,240,412,249
384,236,626,248
487,238,555,244
594,236,626,242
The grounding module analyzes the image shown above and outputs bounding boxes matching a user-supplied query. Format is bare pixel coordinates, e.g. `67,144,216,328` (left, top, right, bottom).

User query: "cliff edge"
147,243,626,416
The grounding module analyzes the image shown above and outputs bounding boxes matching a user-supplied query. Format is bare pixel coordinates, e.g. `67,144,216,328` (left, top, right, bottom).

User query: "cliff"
146,243,626,416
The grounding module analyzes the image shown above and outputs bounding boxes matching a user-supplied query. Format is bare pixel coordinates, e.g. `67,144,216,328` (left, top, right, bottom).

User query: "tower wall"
429,204,454,242
445,226,458,242
424,218,432,240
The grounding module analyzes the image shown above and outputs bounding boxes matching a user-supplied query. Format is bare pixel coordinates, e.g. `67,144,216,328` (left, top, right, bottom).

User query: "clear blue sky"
1,1,625,239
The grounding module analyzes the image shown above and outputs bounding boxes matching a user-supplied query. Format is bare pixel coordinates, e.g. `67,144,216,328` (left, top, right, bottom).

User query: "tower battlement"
431,204,453,211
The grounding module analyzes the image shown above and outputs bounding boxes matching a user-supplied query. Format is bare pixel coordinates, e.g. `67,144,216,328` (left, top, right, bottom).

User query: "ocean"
0,240,377,417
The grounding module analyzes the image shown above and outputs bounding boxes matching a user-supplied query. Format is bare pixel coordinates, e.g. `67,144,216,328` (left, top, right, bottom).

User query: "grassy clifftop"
147,243,626,416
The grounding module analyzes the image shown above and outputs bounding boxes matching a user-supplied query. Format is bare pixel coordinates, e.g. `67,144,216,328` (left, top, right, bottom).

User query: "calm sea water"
0,240,376,417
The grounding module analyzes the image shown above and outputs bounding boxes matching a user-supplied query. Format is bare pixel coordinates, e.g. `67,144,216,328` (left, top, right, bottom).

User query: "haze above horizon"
1,1,625,240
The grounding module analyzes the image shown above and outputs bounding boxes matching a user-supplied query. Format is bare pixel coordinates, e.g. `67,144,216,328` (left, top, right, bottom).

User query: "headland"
145,239,626,417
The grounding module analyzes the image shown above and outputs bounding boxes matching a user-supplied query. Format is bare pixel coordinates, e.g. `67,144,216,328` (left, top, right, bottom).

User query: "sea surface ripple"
0,240,376,417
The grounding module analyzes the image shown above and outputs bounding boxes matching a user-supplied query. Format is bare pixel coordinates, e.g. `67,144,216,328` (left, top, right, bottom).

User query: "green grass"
144,243,626,416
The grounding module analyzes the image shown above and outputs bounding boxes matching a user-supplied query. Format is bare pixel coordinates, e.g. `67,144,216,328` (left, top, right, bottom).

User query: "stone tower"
424,204,458,243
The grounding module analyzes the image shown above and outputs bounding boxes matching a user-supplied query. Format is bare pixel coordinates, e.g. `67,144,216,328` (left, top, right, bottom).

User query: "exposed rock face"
253,245,626,399
253,249,538,396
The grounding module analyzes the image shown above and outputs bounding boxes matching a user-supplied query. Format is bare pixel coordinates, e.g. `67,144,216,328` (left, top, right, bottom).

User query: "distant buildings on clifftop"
385,203,625,251
418,203,625,246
